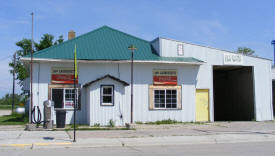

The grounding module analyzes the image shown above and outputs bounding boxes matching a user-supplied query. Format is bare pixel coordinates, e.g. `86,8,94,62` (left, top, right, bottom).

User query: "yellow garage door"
196,89,209,122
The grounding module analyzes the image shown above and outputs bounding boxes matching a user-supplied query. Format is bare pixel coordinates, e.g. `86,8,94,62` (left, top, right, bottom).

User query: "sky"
0,0,275,97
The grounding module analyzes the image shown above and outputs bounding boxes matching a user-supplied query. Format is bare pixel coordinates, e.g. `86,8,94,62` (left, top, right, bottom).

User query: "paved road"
1,141,275,156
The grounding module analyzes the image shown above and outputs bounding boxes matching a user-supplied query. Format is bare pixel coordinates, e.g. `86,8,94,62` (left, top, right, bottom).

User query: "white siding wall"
32,62,87,124
88,78,126,126
151,38,160,55
131,64,199,123
272,68,275,80
32,61,199,125
158,38,273,121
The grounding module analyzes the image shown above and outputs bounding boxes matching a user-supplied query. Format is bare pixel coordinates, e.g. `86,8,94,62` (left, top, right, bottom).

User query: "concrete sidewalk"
0,121,275,149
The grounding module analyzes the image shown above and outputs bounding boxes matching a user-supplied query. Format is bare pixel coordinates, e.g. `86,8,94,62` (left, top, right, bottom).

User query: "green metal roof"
24,26,203,63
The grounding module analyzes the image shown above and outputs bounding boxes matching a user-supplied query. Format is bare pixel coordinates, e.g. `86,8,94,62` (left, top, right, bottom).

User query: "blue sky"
0,0,275,97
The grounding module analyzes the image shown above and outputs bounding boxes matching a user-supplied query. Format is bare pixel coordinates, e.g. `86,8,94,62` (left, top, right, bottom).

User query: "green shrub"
94,123,100,127
108,119,115,127
135,121,143,124
145,119,179,125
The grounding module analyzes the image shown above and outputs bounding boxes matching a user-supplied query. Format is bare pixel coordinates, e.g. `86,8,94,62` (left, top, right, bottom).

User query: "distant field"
0,113,28,125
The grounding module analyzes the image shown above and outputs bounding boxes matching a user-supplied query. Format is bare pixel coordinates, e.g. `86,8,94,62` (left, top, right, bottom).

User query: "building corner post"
131,50,133,123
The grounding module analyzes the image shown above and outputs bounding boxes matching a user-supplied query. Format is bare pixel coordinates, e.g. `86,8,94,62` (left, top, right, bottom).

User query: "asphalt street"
1,141,275,156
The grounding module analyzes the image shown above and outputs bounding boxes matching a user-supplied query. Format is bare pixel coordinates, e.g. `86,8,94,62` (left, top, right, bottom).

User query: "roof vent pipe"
68,30,75,40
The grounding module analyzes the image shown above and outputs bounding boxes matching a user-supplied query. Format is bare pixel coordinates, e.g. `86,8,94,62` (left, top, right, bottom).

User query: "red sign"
153,69,177,85
153,76,177,85
51,67,78,84
51,74,78,84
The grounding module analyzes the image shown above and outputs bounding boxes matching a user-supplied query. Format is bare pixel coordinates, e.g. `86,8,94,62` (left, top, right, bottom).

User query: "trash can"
56,110,66,128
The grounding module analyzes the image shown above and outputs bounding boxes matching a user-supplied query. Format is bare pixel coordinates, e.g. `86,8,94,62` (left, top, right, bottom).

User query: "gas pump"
43,100,55,129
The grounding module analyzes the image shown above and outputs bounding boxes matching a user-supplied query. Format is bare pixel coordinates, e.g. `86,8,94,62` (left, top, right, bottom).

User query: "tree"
0,93,24,106
236,47,255,56
35,34,54,51
9,39,33,86
9,34,64,90
54,35,64,45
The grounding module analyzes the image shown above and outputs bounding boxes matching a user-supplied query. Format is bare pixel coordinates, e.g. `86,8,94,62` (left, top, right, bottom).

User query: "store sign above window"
153,70,177,85
223,53,243,65
51,67,78,84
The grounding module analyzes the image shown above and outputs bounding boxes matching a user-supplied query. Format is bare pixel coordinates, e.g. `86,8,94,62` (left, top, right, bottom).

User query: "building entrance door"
196,89,209,122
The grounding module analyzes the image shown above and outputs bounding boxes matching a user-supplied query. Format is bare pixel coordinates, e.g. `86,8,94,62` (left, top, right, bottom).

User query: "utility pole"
12,53,16,113
30,12,34,123
128,45,136,124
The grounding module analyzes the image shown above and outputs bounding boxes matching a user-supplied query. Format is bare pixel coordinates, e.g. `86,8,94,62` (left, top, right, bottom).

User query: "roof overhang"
83,74,129,87
21,57,205,65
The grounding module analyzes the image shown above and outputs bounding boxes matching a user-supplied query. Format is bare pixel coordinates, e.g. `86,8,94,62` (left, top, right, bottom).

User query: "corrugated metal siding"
86,87,90,124
32,62,87,124
32,61,199,125
89,78,126,126
159,38,273,121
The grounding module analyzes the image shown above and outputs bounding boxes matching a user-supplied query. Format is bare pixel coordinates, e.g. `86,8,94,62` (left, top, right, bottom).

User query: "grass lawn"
135,119,207,125
57,124,133,131
0,105,19,110
0,113,28,125
0,105,12,110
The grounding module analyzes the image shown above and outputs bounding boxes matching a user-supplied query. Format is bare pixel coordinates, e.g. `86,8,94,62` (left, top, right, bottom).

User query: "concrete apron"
1,132,275,149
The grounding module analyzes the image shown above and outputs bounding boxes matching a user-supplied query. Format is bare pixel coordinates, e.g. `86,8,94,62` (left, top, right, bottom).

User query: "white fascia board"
21,57,205,65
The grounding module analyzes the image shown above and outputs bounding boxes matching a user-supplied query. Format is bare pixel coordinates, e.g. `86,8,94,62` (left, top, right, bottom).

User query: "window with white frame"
64,88,78,109
154,89,177,109
101,85,114,106
51,88,79,110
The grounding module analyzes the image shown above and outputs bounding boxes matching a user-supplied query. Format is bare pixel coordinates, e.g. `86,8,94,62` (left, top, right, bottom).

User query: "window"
154,89,177,109
149,85,181,110
101,85,114,106
177,44,184,56
64,88,78,109
51,88,80,110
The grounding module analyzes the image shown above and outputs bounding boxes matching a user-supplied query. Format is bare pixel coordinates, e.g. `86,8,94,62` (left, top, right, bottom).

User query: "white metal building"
22,26,273,126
